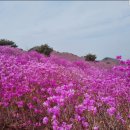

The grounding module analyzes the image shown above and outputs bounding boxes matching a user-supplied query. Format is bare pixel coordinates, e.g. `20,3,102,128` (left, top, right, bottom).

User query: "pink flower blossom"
17,101,23,108
42,117,48,124
93,126,99,130
116,56,122,60
107,107,116,116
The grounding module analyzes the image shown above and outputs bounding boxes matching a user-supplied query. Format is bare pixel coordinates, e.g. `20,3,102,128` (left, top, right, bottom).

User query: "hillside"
0,46,129,130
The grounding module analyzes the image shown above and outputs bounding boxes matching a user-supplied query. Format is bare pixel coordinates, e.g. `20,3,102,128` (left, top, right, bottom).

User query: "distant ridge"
29,45,119,64
102,57,119,64
51,51,84,61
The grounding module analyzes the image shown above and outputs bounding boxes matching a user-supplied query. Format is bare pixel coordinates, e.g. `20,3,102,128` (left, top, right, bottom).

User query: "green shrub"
84,53,96,61
0,39,17,47
29,44,53,56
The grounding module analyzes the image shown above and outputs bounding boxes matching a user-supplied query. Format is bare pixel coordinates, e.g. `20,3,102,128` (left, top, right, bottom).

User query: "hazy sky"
0,1,130,60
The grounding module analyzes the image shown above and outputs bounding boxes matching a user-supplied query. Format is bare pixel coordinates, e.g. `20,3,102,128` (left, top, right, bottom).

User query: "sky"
0,1,130,60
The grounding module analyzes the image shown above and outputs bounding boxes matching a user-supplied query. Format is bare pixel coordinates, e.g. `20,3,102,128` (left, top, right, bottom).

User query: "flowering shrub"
0,46,129,130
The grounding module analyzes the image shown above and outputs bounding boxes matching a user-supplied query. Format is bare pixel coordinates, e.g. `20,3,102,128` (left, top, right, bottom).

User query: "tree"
84,53,97,61
0,39,17,47
29,44,53,57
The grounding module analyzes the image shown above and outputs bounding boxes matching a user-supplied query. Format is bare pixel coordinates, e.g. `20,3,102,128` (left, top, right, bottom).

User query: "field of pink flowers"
0,46,129,130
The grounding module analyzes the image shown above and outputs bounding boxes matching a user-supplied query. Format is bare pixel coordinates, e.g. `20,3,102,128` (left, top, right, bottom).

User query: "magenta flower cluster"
0,46,129,130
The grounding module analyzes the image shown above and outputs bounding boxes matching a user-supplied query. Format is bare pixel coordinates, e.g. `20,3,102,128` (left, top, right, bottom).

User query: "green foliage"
84,53,97,61
0,39,17,47
29,44,53,56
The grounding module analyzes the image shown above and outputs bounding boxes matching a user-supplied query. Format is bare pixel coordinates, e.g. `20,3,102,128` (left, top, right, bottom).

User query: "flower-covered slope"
0,46,129,130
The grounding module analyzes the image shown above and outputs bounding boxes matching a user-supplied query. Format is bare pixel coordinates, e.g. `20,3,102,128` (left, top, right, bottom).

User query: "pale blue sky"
0,1,130,60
